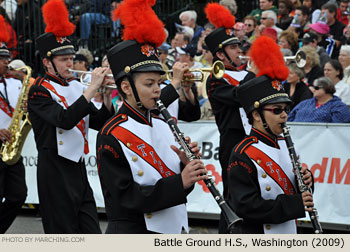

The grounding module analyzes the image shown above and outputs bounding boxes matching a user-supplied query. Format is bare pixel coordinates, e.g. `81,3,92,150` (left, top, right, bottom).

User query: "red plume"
249,36,289,81
0,15,9,43
42,0,75,37
205,3,235,29
112,0,166,47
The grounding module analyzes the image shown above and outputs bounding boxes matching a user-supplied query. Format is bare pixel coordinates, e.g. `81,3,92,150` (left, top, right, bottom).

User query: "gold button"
58,99,62,103
127,143,131,148
146,213,152,219
266,186,271,191
257,159,262,165
254,101,260,108
262,173,267,178
266,224,271,230
137,170,144,176
122,115,126,119
132,156,138,162
59,141,63,145
124,66,131,73
59,129,63,134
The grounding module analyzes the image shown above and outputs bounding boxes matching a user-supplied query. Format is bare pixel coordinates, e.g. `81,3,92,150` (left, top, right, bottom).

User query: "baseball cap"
302,32,318,45
309,22,330,35
8,59,26,70
176,44,197,58
175,23,194,38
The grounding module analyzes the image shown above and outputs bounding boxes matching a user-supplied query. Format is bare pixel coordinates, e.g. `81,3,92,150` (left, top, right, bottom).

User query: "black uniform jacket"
227,128,310,234
206,68,253,198
28,73,114,151
96,102,193,233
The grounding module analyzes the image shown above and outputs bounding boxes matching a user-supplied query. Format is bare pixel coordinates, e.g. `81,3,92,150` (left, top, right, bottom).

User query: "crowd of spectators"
2,0,350,123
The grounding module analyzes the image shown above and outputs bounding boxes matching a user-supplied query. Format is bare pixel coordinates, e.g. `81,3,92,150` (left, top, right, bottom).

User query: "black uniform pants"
37,149,101,234
0,158,27,233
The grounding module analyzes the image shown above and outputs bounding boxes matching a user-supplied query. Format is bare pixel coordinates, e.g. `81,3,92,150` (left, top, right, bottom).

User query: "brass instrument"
1,66,32,165
239,50,307,68
69,69,117,89
166,60,225,82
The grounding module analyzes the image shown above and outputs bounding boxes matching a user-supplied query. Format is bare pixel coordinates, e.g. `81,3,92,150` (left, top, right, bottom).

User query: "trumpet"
239,50,307,68
69,69,117,89
166,60,225,82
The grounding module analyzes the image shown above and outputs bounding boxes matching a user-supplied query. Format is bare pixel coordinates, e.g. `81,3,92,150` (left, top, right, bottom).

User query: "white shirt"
335,80,350,106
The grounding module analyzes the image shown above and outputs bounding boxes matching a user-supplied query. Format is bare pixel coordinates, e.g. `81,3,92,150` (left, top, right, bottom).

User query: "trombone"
166,60,225,82
239,50,307,68
69,69,117,89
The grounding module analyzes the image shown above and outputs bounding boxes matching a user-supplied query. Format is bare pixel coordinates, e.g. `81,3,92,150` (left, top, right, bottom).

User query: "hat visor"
0,50,10,58
52,48,76,56
222,37,241,47
133,64,165,75
261,96,293,106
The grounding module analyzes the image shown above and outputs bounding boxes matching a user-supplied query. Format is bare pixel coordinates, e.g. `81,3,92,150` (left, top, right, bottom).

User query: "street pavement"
5,210,219,234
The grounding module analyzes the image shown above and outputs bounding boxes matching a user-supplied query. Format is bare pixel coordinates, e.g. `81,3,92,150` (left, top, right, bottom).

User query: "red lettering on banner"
198,164,222,193
309,158,329,183
327,158,350,184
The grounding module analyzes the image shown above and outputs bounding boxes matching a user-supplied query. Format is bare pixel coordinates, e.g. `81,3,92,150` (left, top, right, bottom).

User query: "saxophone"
0,66,32,165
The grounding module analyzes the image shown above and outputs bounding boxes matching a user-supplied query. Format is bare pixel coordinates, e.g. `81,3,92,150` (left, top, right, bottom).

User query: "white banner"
21,122,350,227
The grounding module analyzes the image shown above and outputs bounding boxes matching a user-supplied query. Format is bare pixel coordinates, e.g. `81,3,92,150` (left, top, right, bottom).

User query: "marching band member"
27,0,114,233
0,14,27,234
96,0,207,234
204,3,250,233
227,36,314,234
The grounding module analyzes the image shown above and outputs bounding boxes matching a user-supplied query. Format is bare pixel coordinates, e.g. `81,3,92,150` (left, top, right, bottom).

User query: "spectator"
196,22,215,56
166,32,191,70
284,62,313,110
179,10,204,50
277,0,293,30
233,22,249,43
279,29,299,54
260,10,283,38
80,0,112,48
289,5,311,39
219,0,237,15
309,17,335,57
288,77,350,122
302,31,330,67
249,0,278,24
243,16,257,40
299,45,323,86
0,0,16,21
336,0,349,26
338,45,350,84
13,0,43,74
320,2,346,59
341,23,350,45
72,49,93,83
323,59,350,106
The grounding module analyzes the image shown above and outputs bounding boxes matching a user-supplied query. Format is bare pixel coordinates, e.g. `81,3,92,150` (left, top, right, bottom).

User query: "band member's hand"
0,128,12,142
302,191,314,212
301,166,313,188
170,136,201,165
90,67,110,90
185,136,202,158
22,99,28,113
181,159,208,189
171,62,189,89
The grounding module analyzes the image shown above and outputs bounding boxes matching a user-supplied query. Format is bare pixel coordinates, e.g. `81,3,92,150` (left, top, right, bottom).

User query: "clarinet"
282,124,323,234
155,98,243,233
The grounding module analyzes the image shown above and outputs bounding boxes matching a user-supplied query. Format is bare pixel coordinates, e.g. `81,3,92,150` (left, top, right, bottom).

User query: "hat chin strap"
49,57,69,85
222,48,238,70
126,74,146,110
258,109,277,137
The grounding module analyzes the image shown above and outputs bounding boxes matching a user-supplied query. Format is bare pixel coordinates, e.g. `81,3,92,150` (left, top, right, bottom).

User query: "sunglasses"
260,17,270,20
313,86,323,90
263,107,290,115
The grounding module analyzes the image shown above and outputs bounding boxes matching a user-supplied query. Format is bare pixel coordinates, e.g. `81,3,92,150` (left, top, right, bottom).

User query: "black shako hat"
0,42,10,58
36,33,75,58
205,27,240,55
107,40,165,83
238,75,292,115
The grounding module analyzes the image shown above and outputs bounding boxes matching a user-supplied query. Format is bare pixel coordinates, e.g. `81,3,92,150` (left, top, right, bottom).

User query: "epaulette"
234,136,258,155
100,114,128,135
32,76,47,87
3,73,17,79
